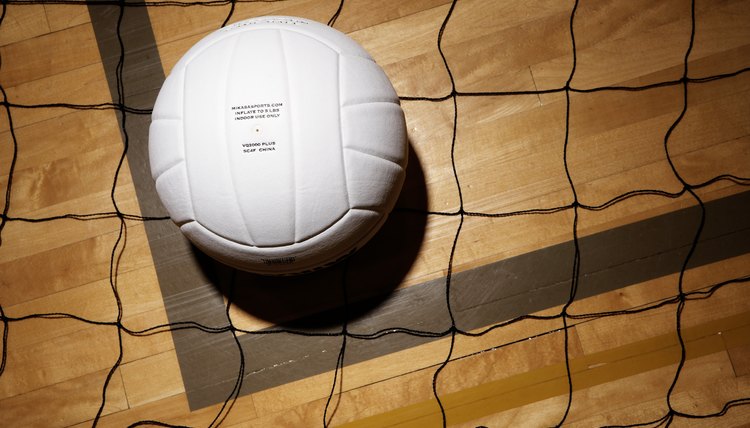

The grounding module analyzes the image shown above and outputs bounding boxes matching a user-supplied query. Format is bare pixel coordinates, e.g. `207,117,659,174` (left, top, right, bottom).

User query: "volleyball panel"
344,150,406,210
182,207,383,274
148,118,185,181
154,162,194,226
281,29,349,244
183,35,255,245
342,102,408,165
222,29,296,247
340,55,400,106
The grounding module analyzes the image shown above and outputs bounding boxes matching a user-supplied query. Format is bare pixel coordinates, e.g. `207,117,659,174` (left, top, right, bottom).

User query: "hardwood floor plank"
69,392,257,428
120,307,176,364
331,0,453,34
0,144,132,216
0,367,127,428
3,63,114,130
0,4,50,47
455,94,572,213
0,109,121,176
44,4,91,32
0,321,120,399
120,350,184,407
348,4,453,96
1,0,748,426
0,23,100,88
340,311,750,426
0,223,152,305
442,0,573,92
0,185,140,263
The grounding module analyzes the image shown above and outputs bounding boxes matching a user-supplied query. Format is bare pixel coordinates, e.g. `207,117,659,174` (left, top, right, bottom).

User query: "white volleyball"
149,16,407,275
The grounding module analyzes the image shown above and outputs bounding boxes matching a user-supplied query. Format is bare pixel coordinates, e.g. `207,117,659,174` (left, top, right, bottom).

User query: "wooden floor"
1,0,750,426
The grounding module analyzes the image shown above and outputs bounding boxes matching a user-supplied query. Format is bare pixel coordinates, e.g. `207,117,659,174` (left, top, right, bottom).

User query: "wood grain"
1,0,748,427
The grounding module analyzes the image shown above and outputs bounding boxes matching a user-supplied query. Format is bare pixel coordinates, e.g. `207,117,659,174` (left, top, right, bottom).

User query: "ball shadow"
194,141,428,330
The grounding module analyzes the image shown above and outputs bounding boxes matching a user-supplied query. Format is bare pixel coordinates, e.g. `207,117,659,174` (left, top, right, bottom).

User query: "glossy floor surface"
1,0,749,426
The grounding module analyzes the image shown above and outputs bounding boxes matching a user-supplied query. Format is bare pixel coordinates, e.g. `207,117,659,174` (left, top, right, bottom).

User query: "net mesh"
1,0,750,426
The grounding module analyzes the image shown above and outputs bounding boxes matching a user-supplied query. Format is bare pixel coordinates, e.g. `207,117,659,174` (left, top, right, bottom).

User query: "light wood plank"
44,4,91,32
120,350,184,407
442,0,573,92
332,0,452,34
0,109,121,175
0,144,133,215
0,321,120,399
120,307,176,364
0,23,100,88
670,348,750,417
1,1,748,426
454,210,574,272
0,222,153,306
401,99,461,213
70,392,257,428
0,4,50,46
0,184,141,264
341,311,750,426
3,62,113,130
349,4,453,96
0,367,128,428
455,94,572,213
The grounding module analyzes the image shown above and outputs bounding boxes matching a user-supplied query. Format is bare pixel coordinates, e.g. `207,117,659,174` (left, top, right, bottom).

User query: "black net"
1,0,749,426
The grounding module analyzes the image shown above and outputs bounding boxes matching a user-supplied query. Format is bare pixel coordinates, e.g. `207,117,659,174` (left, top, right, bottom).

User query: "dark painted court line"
89,4,750,410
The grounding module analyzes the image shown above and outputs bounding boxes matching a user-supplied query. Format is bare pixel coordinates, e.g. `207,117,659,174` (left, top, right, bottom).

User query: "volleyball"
148,16,407,275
